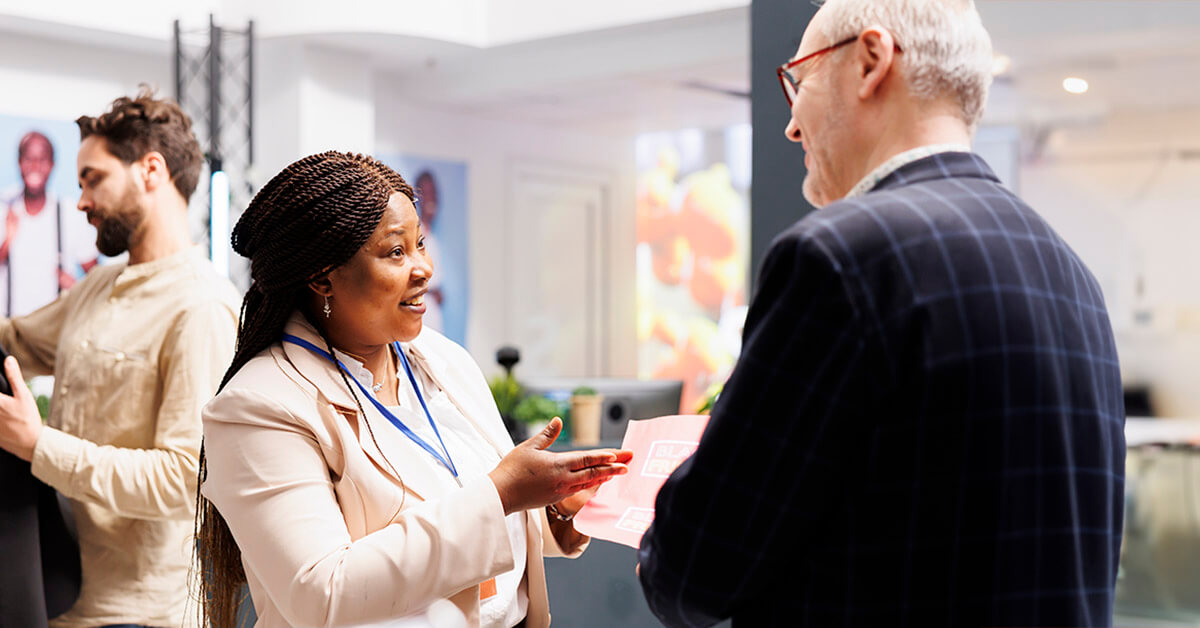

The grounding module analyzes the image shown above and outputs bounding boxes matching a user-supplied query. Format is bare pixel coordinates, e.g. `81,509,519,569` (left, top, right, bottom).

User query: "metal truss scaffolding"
173,15,254,289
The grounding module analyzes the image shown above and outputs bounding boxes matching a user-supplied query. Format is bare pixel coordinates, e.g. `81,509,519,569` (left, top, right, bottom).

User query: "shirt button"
115,352,125,361
80,340,89,349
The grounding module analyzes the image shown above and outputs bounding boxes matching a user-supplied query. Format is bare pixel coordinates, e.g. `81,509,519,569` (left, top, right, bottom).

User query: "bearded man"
0,90,239,628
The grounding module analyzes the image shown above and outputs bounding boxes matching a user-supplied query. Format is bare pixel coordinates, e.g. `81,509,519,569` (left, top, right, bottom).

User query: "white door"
508,165,611,378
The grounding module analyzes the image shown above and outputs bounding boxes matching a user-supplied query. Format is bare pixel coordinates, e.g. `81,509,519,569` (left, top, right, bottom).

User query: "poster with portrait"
0,114,98,318
377,153,469,346
635,126,751,414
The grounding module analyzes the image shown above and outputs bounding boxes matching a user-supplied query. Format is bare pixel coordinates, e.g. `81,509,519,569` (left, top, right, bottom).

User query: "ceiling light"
1062,77,1089,94
991,54,1012,76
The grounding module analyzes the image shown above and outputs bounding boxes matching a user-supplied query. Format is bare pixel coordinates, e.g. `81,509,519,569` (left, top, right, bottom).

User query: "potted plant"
569,385,603,446
512,394,563,438
488,373,525,441
489,345,528,442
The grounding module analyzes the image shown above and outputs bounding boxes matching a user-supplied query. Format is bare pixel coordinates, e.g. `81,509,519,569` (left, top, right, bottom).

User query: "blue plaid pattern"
638,152,1125,627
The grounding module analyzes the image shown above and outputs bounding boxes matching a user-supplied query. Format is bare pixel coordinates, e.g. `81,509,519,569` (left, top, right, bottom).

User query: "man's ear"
853,26,898,101
138,151,171,193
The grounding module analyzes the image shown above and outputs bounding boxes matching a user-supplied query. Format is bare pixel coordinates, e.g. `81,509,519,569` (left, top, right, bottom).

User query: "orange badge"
479,577,498,600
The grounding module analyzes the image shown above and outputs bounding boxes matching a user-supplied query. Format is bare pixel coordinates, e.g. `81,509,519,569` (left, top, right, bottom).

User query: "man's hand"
489,418,631,515
0,356,44,461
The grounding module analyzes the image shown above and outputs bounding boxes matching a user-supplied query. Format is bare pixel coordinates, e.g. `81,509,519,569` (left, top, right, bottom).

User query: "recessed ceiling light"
992,54,1012,76
1063,77,1089,94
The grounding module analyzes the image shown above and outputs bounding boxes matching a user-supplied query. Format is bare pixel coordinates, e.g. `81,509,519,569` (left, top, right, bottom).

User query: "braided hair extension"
195,151,414,627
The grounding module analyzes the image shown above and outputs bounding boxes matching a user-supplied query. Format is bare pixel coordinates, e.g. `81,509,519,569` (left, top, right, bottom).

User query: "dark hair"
18,131,54,163
75,87,204,201
196,151,414,627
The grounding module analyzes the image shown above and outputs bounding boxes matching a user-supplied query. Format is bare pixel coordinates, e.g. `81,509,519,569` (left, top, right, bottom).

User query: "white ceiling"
4,1,1199,138
358,7,753,137
980,1,1200,123
355,1,1200,137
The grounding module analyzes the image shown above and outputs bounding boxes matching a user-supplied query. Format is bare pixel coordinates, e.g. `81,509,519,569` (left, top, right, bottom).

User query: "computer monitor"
521,378,684,443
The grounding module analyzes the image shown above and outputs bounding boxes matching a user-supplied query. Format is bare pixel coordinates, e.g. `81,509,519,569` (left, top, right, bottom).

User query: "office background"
2,1,1199,624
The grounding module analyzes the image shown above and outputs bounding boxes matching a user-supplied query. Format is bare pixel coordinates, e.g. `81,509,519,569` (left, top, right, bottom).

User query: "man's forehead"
77,137,116,165
77,141,117,177
793,6,832,60
792,36,823,62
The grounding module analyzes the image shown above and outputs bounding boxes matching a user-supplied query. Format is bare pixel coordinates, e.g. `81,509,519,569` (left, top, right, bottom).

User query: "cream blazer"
201,313,585,627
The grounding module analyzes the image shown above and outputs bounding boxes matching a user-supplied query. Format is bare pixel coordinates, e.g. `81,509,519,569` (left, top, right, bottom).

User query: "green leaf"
696,381,723,415
488,374,523,416
512,395,562,425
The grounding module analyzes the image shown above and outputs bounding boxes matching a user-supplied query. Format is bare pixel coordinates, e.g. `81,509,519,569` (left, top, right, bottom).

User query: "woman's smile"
400,292,427,312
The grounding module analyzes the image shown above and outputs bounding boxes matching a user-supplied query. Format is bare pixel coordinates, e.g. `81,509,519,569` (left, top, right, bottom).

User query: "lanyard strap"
282,334,459,482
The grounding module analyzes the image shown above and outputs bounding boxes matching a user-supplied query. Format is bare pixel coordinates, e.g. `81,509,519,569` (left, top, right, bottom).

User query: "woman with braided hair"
196,151,632,628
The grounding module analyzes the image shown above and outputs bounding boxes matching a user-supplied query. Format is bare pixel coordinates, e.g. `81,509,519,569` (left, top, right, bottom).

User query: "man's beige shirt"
0,245,239,628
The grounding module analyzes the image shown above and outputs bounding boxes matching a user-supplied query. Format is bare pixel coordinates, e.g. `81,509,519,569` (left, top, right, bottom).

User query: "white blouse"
335,346,529,628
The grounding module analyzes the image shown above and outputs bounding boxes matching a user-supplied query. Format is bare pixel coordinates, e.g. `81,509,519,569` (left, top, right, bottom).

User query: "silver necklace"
368,348,395,394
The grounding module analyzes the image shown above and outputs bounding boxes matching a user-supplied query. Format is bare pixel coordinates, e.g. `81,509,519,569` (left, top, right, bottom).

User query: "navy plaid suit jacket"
638,152,1125,627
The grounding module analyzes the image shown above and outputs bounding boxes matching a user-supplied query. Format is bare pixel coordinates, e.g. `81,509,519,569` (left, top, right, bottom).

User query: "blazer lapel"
278,313,450,501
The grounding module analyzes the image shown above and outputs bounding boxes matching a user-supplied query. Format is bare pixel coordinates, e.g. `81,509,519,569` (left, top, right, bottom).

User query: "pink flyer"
573,414,710,548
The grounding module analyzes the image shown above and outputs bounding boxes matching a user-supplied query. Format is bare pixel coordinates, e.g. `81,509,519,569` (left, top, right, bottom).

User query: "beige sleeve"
201,386,517,627
30,299,237,519
540,507,590,559
0,289,73,376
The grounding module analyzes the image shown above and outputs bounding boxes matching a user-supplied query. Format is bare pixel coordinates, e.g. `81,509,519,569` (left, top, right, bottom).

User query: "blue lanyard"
282,334,460,485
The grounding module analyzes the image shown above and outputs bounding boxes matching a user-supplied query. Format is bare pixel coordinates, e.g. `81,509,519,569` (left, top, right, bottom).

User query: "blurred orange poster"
635,127,750,414
573,414,709,549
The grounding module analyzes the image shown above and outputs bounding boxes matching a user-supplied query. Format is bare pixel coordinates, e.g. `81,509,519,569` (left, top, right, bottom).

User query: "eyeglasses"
776,36,857,108
776,37,904,108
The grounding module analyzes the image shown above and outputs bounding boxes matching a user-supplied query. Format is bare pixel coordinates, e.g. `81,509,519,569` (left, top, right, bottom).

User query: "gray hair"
817,0,993,129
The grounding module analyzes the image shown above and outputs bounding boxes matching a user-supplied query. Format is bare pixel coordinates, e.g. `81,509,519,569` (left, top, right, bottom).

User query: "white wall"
374,83,639,378
0,31,168,120
254,41,376,179
0,25,641,381
252,39,306,184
